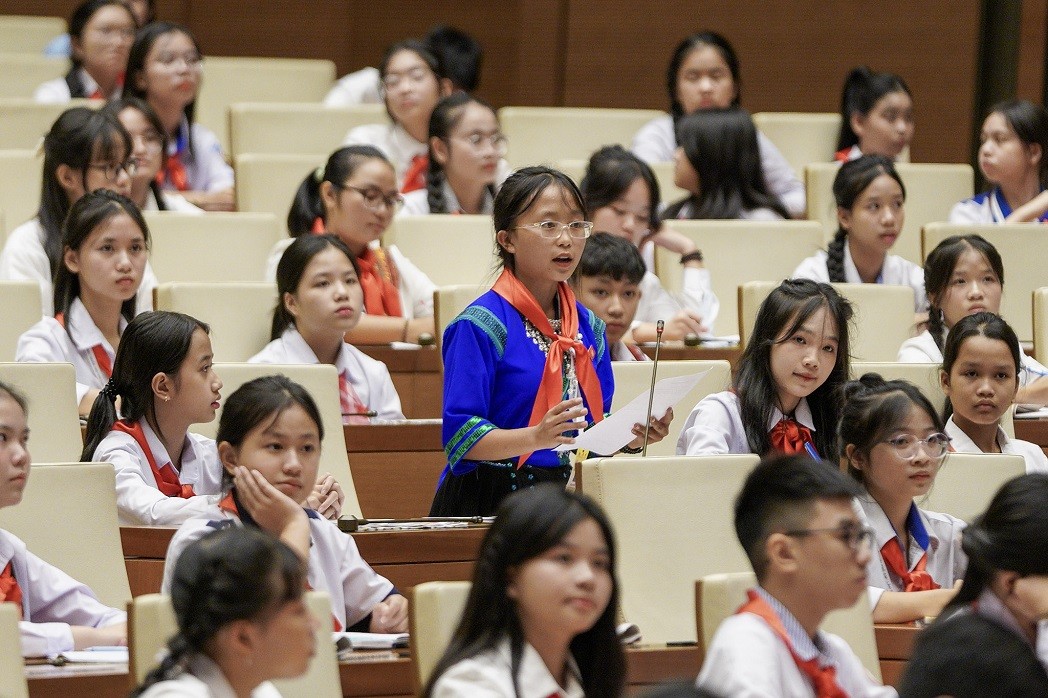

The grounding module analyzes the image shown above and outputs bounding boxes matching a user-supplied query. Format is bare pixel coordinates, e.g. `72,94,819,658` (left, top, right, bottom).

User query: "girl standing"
835,67,915,162
677,278,852,457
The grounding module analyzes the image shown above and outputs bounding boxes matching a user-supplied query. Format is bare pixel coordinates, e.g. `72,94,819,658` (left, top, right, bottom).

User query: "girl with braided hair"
132,526,317,697
793,154,927,319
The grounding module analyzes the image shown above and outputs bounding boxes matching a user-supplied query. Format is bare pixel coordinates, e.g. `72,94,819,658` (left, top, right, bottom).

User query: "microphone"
641,320,664,457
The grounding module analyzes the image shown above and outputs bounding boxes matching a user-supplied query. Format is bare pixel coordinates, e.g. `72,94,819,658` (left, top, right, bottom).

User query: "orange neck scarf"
0,562,22,612
112,420,196,498
492,268,604,467
55,311,113,378
737,590,848,698
880,541,940,592
400,154,428,193
156,151,189,191
770,417,815,456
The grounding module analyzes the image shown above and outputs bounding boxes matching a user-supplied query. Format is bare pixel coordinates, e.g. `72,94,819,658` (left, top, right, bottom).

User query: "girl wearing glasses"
34,0,136,103
432,166,670,516
102,98,202,214
841,373,966,623
343,40,453,193
400,92,511,215
0,106,156,316
125,22,235,212
941,313,1048,473
281,145,436,344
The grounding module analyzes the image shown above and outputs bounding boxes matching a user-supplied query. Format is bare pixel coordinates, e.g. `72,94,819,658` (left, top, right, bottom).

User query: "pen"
803,442,820,461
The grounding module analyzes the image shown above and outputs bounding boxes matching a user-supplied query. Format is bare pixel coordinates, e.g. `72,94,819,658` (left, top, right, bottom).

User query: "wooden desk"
358,345,442,419
1015,416,1048,456
26,662,129,698
875,623,920,687
639,343,743,369
121,524,487,597
345,421,445,519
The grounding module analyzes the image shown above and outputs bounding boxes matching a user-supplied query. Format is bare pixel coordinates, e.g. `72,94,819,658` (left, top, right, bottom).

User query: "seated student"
163,375,407,633
17,190,149,417
34,0,136,103
342,40,453,192
898,473,1048,697
898,235,1048,405
696,454,896,697
400,92,511,215
631,31,805,217
0,107,156,316
125,23,235,211
581,145,718,342
570,232,649,361
278,145,437,344
835,67,915,162
940,313,1048,473
793,155,928,316
250,234,405,423
0,381,126,657
677,279,852,458
950,100,1048,225
44,0,153,58
664,108,790,222
840,374,965,623
424,484,626,697
325,25,481,107
102,98,203,213
132,527,316,698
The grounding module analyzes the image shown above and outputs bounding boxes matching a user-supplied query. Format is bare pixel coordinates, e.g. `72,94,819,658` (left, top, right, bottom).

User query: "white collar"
764,398,816,432
945,416,1010,453
138,417,199,469
281,327,353,377
856,489,941,556
497,639,585,698
65,297,126,353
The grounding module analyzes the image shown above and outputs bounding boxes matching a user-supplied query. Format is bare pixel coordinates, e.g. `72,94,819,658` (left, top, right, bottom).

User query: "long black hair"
666,31,741,127
425,91,499,214
286,145,391,236
271,234,360,340
580,145,661,234
101,97,172,211
940,312,1021,421
664,108,788,220
923,235,1004,352
422,484,626,698
493,166,586,273
64,0,136,99
836,66,911,152
734,279,853,458
131,527,306,696
826,155,906,282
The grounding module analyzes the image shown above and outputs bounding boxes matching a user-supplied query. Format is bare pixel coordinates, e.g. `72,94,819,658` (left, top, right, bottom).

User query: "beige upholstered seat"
434,284,491,348
229,102,384,158
923,452,1026,522
234,153,321,235
653,220,824,336
498,106,663,168
153,282,277,363
144,211,282,283
610,360,731,456
0,98,95,150
1035,287,1048,364
695,572,882,680
410,580,472,691
752,112,842,175
0,149,41,235
0,281,42,362
384,215,497,287
0,363,80,462
194,363,362,519
0,15,65,54
0,463,131,609
0,55,67,98
0,603,27,697
579,454,758,643
195,57,336,155
923,222,1047,343
852,361,945,409
739,281,916,361
807,162,973,265
554,158,690,204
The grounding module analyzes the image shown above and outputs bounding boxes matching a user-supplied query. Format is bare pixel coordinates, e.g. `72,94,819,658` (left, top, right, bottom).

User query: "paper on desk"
58,648,129,663
334,631,409,650
1013,406,1048,419
555,369,710,454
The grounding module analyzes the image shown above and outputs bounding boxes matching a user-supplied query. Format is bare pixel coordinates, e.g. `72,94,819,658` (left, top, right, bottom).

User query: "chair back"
555,158,691,204
229,102,384,158
0,55,67,98
235,153,323,235
154,282,277,363
434,284,491,349
498,106,663,167
129,593,177,684
0,98,96,149
0,281,42,361
924,452,1026,522
0,149,41,233
580,454,757,643
144,211,281,283
384,215,497,287
0,603,28,698
1035,287,1048,364
0,15,66,54
272,591,342,698
410,581,472,691
752,112,841,175
0,363,80,462
0,463,131,608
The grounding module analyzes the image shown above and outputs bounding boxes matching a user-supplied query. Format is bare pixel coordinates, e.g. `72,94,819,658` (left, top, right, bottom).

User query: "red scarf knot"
770,417,814,455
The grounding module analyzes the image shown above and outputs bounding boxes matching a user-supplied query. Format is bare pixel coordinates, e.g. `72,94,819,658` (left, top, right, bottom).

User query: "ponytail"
837,66,911,152
287,145,390,236
825,228,847,283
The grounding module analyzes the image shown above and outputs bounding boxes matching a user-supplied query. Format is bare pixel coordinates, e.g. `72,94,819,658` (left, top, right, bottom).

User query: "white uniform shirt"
34,68,121,103
397,159,512,216
897,329,1048,388
165,119,235,193
91,418,224,525
0,529,125,657
676,391,816,456
265,239,435,319
945,415,1048,473
947,188,1048,225
638,242,720,333
432,638,584,698
696,586,897,698
143,188,204,214
342,122,426,191
854,493,966,610
248,327,405,421
792,246,928,312
137,654,283,698
163,512,395,629
669,201,786,222
631,114,806,217
323,67,382,106
16,297,127,404
0,218,157,317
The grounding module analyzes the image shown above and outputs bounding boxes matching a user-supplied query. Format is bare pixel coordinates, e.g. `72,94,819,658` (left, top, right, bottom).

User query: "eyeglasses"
339,185,404,212
515,221,593,239
785,525,875,555
454,133,508,157
882,433,951,459
88,160,137,181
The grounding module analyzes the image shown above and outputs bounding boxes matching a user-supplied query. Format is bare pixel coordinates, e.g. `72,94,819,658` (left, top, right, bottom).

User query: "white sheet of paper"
555,369,710,454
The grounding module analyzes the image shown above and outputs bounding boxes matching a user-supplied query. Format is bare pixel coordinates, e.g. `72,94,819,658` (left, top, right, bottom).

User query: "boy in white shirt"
570,232,648,361
697,454,897,697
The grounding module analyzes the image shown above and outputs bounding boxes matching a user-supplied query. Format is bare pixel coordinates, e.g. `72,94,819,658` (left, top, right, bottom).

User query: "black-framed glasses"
338,184,404,212
784,525,875,554
515,220,593,239
88,160,137,182
882,433,951,459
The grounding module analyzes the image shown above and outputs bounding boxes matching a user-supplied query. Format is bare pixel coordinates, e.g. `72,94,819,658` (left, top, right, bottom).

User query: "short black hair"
423,25,483,92
734,454,861,580
572,232,646,285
